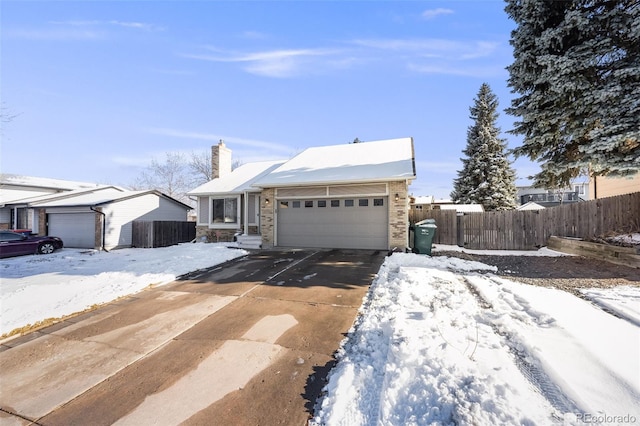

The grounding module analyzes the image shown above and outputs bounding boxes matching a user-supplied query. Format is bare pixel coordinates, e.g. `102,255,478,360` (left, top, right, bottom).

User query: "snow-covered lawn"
312,252,640,425
1,242,638,424
0,243,248,337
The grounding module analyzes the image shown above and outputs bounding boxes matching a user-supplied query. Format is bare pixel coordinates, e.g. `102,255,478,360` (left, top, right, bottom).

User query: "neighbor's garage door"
48,212,95,248
277,197,388,249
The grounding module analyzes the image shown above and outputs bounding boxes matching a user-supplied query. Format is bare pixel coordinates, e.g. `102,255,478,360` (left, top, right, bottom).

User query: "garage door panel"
277,197,388,250
48,213,95,248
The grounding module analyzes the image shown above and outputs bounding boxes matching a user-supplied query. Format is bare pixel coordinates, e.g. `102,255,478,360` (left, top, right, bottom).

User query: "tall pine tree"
451,83,517,211
505,0,640,188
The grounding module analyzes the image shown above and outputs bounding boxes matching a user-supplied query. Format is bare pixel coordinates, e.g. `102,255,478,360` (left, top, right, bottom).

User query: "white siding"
0,208,11,226
102,195,188,249
197,196,210,226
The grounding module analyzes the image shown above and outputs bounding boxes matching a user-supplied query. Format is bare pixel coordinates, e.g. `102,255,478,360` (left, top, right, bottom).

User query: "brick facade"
259,188,276,249
388,180,410,250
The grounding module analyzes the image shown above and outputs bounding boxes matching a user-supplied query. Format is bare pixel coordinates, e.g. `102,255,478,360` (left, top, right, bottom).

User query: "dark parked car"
0,231,64,258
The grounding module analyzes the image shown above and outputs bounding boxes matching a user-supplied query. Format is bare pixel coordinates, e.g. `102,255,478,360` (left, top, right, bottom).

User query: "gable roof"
26,186,192,210
253,138,415,188
439,204,485,213
188,160,286,195
517,201,546,211
0,174,108,205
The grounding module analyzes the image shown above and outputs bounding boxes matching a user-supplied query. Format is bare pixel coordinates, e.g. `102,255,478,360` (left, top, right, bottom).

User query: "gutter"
90,206,109,252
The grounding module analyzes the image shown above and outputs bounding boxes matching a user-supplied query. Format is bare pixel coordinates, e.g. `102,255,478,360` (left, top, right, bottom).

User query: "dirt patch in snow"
435,251,640,295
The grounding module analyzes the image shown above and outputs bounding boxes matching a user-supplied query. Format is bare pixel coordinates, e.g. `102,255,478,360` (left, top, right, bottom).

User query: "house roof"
27,187,192,210
0,174,108,205
412,196,435,205
188,160,286,195
0,174,102,191
517,201,546,211
252,138,415,188
439,204,485,213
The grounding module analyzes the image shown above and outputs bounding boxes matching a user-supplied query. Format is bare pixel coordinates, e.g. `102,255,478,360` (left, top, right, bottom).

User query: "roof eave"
252,175,416,189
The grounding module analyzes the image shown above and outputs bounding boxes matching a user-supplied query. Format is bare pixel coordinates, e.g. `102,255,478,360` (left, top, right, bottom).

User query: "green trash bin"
413,219,437,255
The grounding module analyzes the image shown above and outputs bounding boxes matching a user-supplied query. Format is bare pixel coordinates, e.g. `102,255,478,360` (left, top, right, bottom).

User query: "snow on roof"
0,174,103,191
252,138,415,188
439,204,484,212
29,187,129,207
412,196,434,205
517,201,546,211
27,186,190,209
188,160,286,195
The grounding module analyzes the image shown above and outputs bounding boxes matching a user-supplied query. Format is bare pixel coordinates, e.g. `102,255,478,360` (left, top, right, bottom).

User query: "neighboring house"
409,195,435,211
189,138,416,250
0,175,192,249
590,173,640,199
516,180,589,207
517,201,546,211
438,204,484,213
0,174,103,230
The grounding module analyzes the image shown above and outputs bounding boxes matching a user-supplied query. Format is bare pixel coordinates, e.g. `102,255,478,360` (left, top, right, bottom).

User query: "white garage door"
277,197,388,250
48,213,95,248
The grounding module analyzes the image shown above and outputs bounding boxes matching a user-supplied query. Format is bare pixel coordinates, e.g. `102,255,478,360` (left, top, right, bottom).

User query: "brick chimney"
211,140,232,179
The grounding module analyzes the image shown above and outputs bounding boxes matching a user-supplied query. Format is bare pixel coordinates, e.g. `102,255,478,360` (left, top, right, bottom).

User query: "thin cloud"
351,38,499,60
408,63,508,78
51,20,163,32
8,19,162,41
181,37,502,78
181,47,343,78
5,28,104,41
146,128,293,154
421,8,454,20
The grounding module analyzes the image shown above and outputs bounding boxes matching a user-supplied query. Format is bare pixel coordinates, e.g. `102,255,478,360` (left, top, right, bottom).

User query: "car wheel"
38,243,55,255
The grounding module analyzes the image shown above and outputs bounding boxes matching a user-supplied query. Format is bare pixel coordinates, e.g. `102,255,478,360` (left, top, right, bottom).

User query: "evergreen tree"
451,83,517,211
505,0,640,188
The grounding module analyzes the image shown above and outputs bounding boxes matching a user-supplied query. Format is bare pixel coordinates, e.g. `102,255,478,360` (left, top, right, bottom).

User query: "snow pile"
312,253,640,425
0,243,247,336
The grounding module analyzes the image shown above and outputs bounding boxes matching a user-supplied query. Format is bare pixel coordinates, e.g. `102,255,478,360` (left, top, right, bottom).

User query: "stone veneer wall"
388,180,410,250
94,208,103,249
38,209,47,235
194,226,238,242
259,188,276,249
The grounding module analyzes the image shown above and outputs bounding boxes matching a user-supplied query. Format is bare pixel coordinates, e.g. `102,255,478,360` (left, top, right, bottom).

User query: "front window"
211,197,238,225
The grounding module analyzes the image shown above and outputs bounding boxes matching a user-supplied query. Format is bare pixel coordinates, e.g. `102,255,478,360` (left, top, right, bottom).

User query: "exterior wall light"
395,193,399,201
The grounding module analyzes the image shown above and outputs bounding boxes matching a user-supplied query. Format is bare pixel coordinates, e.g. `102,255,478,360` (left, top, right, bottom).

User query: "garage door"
48,213,95,248
276,197,388,249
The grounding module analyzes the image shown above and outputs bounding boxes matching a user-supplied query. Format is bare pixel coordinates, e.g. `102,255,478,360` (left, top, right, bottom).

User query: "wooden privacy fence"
132,221,196,248
409,192,640,250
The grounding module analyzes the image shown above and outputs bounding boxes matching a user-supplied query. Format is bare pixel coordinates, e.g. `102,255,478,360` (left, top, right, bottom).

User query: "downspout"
90,206,109,252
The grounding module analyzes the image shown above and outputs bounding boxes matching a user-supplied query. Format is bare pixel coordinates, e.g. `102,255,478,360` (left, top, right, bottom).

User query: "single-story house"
517,201,546,211
1,175,192,249
188,138,416,250
0,174,103,230
438,204,484,213
409,195,435,211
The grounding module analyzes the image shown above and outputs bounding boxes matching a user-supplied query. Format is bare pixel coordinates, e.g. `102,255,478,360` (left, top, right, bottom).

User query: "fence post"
456,213,464,247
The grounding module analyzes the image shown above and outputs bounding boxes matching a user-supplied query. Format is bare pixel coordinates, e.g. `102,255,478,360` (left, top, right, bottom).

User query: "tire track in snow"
461,276,579,417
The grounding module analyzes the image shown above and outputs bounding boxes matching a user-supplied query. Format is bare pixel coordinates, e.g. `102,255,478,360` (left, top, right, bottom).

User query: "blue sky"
1,0,539,199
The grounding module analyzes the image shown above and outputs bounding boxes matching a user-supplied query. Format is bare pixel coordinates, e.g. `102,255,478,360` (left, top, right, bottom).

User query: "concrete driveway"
0,249,386,425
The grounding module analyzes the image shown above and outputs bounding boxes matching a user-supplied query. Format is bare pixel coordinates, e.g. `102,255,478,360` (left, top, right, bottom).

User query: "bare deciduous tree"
131,152,193,206
132,149,243,207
